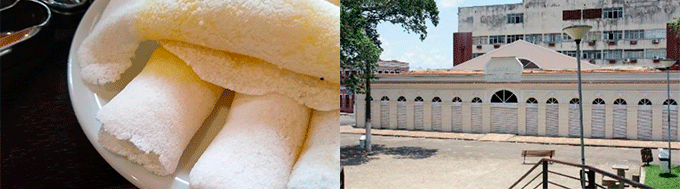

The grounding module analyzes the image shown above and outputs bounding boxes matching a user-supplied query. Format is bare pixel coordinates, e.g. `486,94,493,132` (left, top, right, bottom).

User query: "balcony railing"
509,158,653,189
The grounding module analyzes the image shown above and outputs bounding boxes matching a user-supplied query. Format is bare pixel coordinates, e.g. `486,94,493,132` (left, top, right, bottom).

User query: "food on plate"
189,93,311,188
96,47,223,176
78,0,339,86
287,110,341,189
77,0,340,187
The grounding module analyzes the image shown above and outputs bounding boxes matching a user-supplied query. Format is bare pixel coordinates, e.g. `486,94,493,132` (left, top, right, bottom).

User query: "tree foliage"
671,4,680,36
340,0,439,94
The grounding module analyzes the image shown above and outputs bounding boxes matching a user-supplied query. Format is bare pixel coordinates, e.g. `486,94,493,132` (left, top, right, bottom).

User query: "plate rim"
66,0,190,188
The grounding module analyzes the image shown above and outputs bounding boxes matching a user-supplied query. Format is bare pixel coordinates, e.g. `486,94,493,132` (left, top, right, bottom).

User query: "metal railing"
509,158,653,189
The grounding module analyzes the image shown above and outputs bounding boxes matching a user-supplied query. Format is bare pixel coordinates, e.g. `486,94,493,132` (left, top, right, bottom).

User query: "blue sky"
377,0,521,70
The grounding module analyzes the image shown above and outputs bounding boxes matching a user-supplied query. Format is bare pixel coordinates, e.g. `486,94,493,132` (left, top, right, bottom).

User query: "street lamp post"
564,25,592,189
661,59,676,173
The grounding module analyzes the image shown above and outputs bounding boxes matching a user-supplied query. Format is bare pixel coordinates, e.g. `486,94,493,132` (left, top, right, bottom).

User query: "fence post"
543,160,548,189
587,169,595,189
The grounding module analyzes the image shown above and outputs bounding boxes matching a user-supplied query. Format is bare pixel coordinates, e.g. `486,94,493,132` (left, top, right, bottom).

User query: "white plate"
67,0,232,188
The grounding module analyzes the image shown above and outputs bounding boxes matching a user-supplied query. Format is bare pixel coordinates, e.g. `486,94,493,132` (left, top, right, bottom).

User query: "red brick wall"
453,32,473,67
340,88,354,113
667,24,680,70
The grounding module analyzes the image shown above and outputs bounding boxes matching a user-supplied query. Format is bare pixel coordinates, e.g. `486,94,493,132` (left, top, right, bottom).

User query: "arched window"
519,58,540,69
415,96,424,102
614,98,627,105
380,96,390,128
472,97,482,103
491,90,518,103
432,97,442,102
545,98,560,136
525,97,539,135
451,96,463,132
568,98,580,137
662,99,678,141
612,98,628,138
593,98,605,105
569,98,580,104
526,98,538,104
638,98,653,140
397,96,407,129
638,99,652,105
471,97,483,132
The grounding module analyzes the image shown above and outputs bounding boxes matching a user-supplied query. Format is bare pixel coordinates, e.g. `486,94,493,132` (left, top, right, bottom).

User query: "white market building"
355,41,680,141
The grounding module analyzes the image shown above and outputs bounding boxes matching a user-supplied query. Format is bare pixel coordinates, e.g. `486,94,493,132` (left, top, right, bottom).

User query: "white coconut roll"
189,93,311,188
97,47,223,176
287,110,340,189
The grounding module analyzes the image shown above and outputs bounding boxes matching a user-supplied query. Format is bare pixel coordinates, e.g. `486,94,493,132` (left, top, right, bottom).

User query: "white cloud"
438,0,465,8
394,45,451,70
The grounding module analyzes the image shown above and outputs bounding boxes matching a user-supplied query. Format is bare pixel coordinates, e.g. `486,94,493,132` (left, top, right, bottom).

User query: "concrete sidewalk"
341,125,680,150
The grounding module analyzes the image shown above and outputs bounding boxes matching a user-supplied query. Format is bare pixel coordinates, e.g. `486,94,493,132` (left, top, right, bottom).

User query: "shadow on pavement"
341,144,438,166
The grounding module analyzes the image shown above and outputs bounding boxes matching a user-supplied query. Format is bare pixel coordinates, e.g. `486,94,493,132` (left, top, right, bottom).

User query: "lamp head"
563,25,592,40
661,59,676,68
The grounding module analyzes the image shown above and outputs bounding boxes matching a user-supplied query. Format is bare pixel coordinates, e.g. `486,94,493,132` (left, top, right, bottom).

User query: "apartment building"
454,0,680,69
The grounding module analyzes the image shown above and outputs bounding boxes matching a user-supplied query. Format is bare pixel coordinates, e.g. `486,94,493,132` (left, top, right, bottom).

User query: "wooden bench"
522,150,555,164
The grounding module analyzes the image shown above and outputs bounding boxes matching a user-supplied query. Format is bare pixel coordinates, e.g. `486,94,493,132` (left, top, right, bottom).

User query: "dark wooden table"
1,4,136,188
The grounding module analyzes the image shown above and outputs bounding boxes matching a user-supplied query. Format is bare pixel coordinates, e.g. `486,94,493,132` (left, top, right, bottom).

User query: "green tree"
340,0,440,94
340,0,439,151
670,2,680,35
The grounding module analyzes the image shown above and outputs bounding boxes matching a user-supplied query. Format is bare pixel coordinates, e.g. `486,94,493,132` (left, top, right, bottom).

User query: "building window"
491,90,518,103
472,97,482,103
562,51,577,57
544,33,562,43
583,9,602,19
452,97,462,103
562,33,573,42
585,31,601,42
645,29,667,40
625,30,644,40
519,59,540,69
603,31,623,41
570,98,581,104
432,97,442,102
473,36,488,45
602,7,623,19
473,53,484,58
624,49,644,59
507,13,523,24
593,98,605,105
489,35,505,44
563,10,581,20
604,50,623,60
507,34,524,43
526,98,538,104
614,98,627,105
645,49,666,59
582,50,602,60
415,96,424,102
639,99,652,105
525,34,542,44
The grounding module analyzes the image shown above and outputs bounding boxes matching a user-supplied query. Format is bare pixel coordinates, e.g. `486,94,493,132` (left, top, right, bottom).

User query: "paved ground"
340,114,680,189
